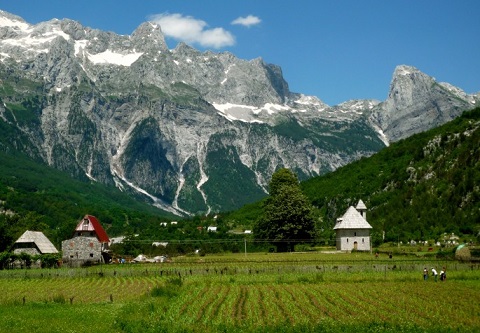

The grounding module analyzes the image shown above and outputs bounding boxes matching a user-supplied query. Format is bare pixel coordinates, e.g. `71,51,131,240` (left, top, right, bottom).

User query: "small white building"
333,200,372,251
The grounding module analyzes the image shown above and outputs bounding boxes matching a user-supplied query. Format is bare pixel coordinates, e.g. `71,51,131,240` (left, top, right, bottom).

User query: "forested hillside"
224,108,480,246
0,151,176,251
300,107,480,244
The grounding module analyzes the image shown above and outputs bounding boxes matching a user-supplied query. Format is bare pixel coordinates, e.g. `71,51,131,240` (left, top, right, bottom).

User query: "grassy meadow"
0,251,479,333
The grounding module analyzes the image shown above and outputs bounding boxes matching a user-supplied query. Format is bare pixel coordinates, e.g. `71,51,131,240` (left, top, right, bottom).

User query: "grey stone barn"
13,230,58,256
62,215,110,266
334,200,372,251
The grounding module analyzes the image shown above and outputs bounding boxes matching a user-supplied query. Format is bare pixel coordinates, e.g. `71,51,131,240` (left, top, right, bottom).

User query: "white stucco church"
333,200,372,251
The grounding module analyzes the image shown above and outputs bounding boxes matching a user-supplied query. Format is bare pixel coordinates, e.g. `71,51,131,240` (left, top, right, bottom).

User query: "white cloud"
149,13,235,49
231,15,261,27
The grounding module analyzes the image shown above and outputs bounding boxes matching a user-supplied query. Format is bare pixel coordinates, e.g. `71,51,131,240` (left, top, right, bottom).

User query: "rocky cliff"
369,65,477,143
0,11,477,215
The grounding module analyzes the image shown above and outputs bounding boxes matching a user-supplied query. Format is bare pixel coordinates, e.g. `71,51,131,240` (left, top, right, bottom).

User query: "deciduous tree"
254,168,315,252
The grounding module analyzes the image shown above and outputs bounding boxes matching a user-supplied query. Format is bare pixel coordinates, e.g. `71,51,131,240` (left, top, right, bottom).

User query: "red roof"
74,215,110,243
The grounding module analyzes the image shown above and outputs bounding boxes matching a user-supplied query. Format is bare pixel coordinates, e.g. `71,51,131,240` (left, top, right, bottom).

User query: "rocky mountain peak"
172,42,198,55
393,64,422,76
0,10,28,28
369,65,474,142
60,19,87,40
131,21,169,53
387,65,434,109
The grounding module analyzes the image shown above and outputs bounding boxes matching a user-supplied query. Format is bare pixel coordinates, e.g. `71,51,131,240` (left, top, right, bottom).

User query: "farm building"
13,230,58,256
207,226,217,232
334,200,372,251
62,215,110,266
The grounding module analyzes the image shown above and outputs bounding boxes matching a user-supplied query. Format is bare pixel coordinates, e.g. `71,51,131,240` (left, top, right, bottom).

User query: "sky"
0,0,479,105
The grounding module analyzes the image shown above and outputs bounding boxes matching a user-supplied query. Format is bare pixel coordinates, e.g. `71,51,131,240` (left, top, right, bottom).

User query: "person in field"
440,267,446,281
423,267,428,281
431,267,438,282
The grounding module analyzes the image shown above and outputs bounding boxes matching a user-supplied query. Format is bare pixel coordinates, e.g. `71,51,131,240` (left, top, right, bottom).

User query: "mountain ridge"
0,10,478,215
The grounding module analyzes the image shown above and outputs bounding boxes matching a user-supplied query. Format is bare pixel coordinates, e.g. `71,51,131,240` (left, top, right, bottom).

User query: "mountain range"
0,10,478,216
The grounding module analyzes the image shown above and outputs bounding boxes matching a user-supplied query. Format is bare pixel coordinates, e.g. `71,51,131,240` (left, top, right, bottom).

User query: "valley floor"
0,252,479,333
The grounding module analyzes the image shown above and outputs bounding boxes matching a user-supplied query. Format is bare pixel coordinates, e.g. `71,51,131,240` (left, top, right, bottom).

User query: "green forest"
302,107,480,244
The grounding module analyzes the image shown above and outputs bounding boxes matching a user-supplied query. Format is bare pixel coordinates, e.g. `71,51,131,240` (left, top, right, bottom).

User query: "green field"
0,252,479,333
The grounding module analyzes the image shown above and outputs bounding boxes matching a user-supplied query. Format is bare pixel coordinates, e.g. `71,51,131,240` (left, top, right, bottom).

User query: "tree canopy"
254,168,315,252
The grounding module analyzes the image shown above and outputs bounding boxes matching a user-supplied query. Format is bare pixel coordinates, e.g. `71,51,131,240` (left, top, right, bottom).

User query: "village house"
12,230,58,268
13,230,58,256
61,215,110,266
333,200,372,251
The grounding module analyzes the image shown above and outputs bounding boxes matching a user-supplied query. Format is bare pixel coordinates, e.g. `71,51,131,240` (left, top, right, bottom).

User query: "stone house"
13,230,58,256
62,215,110,266
333,200,372,251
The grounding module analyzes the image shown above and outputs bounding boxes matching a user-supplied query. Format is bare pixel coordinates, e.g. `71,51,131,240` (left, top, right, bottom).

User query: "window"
347,238,349,243
90,253,94,258
362,238,365,243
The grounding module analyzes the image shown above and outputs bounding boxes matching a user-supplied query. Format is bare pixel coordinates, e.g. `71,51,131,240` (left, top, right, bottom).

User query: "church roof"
356,199,367,210
333,206,372,230
15,230,58,254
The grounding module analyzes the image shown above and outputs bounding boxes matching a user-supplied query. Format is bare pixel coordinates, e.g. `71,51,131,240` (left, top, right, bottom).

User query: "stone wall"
62,236,105,266
13,247,41,256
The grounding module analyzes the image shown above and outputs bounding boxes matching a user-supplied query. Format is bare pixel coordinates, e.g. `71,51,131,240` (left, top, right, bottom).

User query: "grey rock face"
369,65,475,142
0,12,477,215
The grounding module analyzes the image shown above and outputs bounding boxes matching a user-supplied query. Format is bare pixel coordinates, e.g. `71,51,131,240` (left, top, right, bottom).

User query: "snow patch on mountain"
213,102,297,123
74,39,88,56
112,169,185,216
196,142,211,216
294,94,328,108
87,49,144,66
0,15,70,54
0,12,30,30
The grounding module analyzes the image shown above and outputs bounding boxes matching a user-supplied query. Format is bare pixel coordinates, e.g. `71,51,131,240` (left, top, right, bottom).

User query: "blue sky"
1,0,479,105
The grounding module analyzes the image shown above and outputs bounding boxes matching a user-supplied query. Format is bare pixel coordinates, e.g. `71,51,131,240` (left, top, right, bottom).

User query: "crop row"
0,269,479,332
0,275,158,304
159,280,480,329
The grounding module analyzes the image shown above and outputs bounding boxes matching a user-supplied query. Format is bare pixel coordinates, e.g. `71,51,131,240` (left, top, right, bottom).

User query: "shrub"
150,285,177,298
150,277,183,298
51,294,66,304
